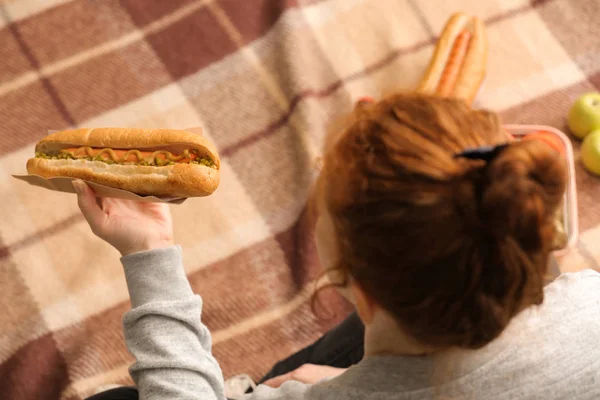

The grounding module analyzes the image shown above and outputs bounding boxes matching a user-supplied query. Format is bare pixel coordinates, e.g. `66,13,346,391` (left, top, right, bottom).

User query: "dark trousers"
87,312,364,399
258,311,364,382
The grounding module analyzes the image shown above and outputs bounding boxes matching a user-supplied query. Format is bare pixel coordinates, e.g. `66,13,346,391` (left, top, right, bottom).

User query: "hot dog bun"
35,128,220,165
417,13,488,104
27,128,220,197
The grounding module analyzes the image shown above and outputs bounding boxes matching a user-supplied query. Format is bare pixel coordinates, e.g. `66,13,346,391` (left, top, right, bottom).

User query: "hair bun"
480,140,567,251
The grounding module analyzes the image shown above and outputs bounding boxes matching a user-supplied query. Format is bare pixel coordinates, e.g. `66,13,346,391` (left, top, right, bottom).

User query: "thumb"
73,180,106,235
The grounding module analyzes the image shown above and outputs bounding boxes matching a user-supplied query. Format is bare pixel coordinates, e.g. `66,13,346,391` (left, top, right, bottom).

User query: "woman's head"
315,93,567,350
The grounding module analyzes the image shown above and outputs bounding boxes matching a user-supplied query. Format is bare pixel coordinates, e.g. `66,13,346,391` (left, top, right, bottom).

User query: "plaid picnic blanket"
0,0,599,399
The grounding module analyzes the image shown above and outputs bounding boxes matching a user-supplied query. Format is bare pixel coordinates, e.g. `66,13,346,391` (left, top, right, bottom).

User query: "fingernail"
73,180,84,194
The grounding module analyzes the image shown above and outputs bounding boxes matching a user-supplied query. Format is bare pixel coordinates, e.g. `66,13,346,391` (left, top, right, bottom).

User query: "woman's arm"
122,246,225,400
73,180,225,400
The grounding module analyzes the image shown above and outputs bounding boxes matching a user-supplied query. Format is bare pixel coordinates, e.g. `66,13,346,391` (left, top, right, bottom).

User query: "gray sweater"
122,246,600,400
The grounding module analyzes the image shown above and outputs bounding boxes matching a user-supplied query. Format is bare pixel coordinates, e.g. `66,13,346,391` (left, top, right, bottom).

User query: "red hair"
316,93,567,349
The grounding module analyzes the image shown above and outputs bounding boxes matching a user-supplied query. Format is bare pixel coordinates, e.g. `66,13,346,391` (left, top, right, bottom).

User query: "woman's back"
248,270,600,399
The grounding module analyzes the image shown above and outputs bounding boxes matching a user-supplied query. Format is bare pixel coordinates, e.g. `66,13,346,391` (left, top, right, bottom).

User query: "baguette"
417,13,488,104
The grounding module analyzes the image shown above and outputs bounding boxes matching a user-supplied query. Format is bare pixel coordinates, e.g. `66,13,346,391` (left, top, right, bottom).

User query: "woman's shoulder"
478,269,600,397
544,269,600,301
520,268,600,336
552,268,600,281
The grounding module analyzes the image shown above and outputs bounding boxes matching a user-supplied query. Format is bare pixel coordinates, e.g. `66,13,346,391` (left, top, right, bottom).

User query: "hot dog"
27,128,220,197
417,13,488,104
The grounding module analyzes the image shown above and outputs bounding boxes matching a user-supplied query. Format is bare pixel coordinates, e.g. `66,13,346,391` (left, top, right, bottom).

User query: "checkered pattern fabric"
0,0,599,399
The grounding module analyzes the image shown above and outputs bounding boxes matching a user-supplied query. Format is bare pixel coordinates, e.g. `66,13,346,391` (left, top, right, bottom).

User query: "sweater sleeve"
120,246,225,400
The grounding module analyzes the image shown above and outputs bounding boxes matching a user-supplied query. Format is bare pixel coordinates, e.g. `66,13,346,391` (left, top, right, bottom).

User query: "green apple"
568,92,600,139
581,129,600,176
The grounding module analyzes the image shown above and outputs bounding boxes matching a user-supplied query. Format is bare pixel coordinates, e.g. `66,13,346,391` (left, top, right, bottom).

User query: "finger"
262,372,293,388
73,180,106,234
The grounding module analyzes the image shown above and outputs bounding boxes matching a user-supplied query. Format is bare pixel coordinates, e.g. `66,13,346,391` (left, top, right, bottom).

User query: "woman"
83,94,600,400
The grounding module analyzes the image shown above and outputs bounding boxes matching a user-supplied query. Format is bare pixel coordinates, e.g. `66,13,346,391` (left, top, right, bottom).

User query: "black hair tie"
454,143,509,162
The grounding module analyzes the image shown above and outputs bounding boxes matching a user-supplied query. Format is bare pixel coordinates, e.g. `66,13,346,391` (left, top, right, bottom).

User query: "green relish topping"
35,150,217,169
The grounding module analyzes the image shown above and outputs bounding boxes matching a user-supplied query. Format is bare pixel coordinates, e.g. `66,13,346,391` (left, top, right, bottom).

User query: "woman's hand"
73,180,174,256
262,364,346,388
